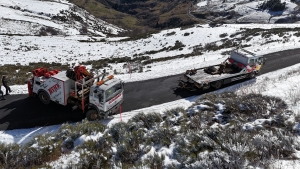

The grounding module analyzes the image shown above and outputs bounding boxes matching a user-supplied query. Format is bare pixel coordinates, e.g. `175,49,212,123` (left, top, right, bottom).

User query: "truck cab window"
249,59,255,66
257,57,263,64
91,88,104,102
105,82,122,102
98,93,103,102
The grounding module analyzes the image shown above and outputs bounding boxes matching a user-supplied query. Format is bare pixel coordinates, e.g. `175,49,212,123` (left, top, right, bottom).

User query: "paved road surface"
1,48,300,130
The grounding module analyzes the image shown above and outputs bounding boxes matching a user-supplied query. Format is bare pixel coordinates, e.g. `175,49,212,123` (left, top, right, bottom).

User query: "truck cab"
229,49,265,73
87,78,124,120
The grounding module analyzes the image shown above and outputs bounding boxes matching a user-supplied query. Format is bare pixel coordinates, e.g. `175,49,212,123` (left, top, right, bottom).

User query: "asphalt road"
1,48,300,130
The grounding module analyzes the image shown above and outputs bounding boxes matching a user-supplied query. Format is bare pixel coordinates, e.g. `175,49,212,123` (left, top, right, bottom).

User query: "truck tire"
39,91,50,105
86,109,99,121
248,72,256,79
212,80,222,89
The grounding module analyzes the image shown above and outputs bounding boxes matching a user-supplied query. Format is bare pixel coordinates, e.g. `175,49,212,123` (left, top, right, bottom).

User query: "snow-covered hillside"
1,61,300,169
1,0,300,168
0,0,124,36
195,0,300,23
2,23,300,88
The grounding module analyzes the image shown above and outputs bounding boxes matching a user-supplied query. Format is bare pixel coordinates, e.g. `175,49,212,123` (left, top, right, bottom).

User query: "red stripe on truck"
109,93,122,104
48,83,60,95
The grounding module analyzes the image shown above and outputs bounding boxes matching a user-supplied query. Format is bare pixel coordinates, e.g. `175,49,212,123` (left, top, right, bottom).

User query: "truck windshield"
105,82,122,102
257,57,264,64
91,88,104,103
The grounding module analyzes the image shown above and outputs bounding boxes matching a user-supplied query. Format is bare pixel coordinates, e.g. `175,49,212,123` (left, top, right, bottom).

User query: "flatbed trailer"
178,49,265,91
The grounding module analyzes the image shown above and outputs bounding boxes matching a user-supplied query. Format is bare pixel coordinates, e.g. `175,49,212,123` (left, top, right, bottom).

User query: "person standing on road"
2,75,11,95
0,84,5,100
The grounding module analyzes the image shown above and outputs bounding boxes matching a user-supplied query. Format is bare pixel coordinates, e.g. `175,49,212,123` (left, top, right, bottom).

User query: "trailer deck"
178,49,265,91
186,65,246,84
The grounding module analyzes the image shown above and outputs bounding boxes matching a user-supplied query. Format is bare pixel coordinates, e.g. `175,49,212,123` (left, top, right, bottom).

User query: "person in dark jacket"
0,85,5,100
2,75,11,95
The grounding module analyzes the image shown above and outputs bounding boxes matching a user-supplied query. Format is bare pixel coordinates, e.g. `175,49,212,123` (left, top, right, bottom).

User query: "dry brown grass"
0,63,69,85
69,0,200,32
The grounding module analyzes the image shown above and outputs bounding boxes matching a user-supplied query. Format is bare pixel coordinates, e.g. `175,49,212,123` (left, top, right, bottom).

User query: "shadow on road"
0,95,85,130
172,77,257,99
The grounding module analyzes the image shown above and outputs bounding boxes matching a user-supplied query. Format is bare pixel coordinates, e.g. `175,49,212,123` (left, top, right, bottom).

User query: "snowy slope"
1,61,300,169
2,23,300,87
1,0,300,168
196,0,299,23
0,0,124,36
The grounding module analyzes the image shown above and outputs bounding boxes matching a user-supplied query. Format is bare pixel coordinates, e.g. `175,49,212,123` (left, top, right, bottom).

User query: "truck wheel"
86,109,99,121
248,72,256,79
39,91,50,105
212,81,222,89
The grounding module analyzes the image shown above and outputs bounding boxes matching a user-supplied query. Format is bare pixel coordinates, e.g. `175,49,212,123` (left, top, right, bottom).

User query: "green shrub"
74,134,114,168
219,33,228,38
183,32,190,36
164,31,176,36
259,0,286,11
142,153,165,169
108,122,129,143
56,120,106,141
145,126,176,147
129,112,163,130
116,128,146,164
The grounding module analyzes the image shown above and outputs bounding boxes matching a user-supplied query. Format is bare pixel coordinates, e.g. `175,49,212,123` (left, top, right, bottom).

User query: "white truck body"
30,68,124,120
32,71,74,106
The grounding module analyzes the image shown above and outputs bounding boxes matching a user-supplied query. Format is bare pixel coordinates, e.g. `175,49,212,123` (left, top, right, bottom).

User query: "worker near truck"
0,84,5,100
2,75,12,95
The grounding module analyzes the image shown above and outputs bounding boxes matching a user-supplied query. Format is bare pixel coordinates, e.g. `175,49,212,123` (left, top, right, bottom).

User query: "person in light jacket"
0,84,5,100
2,75,11,95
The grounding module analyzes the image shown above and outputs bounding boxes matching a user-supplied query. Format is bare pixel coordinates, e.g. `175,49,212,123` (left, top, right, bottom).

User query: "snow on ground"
1,0,71,15
1,1,300,148
1,0,300,167
0,0,123,35
0,0,73,34
2,23,300,85
197,0,298,23
2,58,300,168
2,60,300,145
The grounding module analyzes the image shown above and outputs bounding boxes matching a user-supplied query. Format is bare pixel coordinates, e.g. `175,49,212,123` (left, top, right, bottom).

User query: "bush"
107,122,129,143
142,153,165,169
0,133,61,168
183,32,190,36
145,126,176,148
39,27,59,36
0,62,70,85
116,128,146,164
129,112,163,130
169,40,185,51
164,31,176,36
219,33,228,38
75,134,114,168
259,0,286,11
163,107,186,127
188,93,289,129
0,92,299,168
56,120,106,141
